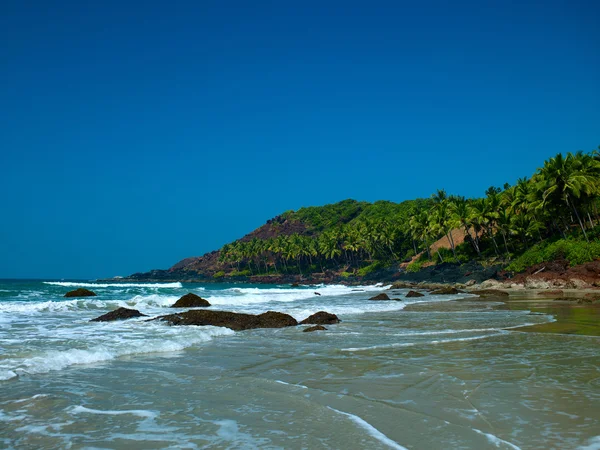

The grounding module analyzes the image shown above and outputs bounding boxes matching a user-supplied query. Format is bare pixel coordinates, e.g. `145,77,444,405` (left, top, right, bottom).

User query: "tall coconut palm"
536,152,595,242
450,196,481,256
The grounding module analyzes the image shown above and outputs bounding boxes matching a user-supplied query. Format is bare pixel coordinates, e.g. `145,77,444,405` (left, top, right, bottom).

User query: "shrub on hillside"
507,238,600,273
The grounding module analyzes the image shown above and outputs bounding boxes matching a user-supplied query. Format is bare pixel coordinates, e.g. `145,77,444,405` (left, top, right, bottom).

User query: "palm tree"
450,196,481,256
536,152,596,242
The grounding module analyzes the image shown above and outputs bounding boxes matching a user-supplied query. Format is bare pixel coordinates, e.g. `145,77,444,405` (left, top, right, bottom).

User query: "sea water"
0,280,599,449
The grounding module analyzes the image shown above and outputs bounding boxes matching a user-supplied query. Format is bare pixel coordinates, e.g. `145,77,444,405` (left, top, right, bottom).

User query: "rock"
351,289,364,292
299,311,341,325
430,287,461,295
65,288,97,298
303,325,327,332
537,289,564,297
469,289,509,298
172,293,211,308
406,290,424,298
479,279,506,290
465,279,477,287
90,307,147,322
154,310,298,331
314,292,321,296
291,283,300,287
369,293,391,301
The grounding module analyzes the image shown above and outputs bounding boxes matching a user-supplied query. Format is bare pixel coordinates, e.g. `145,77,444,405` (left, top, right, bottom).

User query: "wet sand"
406,289,600,336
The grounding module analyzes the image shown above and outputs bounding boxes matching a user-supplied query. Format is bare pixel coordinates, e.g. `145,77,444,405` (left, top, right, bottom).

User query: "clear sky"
1,0,598,279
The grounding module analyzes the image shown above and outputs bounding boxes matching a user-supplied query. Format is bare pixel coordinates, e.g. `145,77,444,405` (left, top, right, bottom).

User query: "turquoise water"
1,280,599,449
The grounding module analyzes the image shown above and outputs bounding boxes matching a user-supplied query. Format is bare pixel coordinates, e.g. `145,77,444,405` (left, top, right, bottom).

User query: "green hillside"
128,147,600,282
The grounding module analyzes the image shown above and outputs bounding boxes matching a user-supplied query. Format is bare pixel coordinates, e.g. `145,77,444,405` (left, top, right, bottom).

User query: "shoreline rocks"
172,293,211,308
369,293,391,301
65,288,96,298
153,310,298,331
299,311,340,325
469,289,509,298
303,325,327,332
406,290,424,298
430,287,461,295
90,307,147,322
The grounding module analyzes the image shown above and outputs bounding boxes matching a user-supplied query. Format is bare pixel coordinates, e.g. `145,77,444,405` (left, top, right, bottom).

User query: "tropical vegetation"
216,148,600,278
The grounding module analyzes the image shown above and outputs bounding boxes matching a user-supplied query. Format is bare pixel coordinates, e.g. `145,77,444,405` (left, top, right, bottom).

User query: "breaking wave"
43,281,184,288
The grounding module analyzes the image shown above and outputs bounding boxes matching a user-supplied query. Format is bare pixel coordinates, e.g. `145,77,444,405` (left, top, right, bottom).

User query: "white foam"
472,428,522,449
328,407,408,449
342,334,499,352
1,325,234,378
43,281,184,288
392,324,536,337
275,380,308,389
70,405,157,419
0,370,17,381
579,436,600,450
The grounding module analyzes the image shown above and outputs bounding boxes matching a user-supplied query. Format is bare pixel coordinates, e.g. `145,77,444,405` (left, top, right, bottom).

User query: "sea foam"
43,281,184,288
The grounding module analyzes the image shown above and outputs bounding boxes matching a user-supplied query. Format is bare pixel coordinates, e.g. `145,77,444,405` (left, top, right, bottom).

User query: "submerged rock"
314,292,321,296
299,311,340,325
303,325,327,332
430,287,461,295
90,307,147,322
172,293,211,308
154,310,298,331
369,293,391,301
65,288,96,298
406,290,424,298
469,289,509,298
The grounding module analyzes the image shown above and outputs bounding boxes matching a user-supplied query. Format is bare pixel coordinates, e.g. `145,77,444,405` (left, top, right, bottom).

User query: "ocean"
0,280,599,449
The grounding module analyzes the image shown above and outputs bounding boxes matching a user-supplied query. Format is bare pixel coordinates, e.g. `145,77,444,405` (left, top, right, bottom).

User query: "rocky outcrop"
369,293,391,301
406,290,424,298
153,310,298,331
430,287,461,295
90,307,147,322
303,325,327,332
171,293,211,308
65,288,97,298
506,260,600,289
299,311,340,325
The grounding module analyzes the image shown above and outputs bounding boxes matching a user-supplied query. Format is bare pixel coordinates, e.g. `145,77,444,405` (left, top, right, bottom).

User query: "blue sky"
1,0,598,279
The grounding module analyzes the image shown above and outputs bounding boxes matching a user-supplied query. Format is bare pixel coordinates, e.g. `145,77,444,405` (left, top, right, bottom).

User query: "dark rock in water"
469,289,509,298
291,283,300,287
299,311,341,325
314,292,321,296
65,288,97,298
430,287,461,295
391,298,403,301
369,293,391,301
172,293,211,308
303,325,327,332
90,307,147,322
406,290,425,298
351,289,364,292
153,310,298,331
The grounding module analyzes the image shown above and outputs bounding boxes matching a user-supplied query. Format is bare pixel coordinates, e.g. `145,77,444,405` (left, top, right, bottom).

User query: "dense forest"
212,148,600,279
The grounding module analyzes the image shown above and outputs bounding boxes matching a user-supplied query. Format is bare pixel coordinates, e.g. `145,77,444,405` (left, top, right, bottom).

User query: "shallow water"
1,280,599,449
